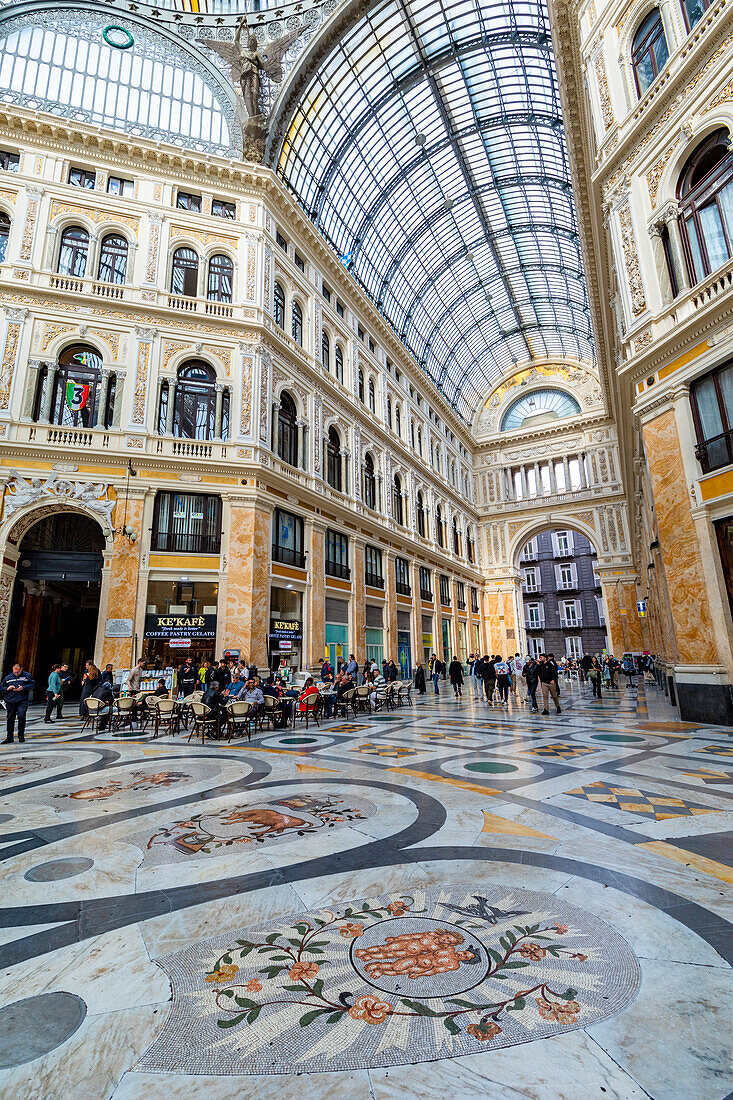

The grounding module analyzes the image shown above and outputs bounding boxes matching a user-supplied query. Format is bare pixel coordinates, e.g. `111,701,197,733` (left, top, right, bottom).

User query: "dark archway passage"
4,513,104,693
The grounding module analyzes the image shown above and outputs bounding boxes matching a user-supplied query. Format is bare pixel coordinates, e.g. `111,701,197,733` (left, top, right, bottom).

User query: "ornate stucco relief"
618,201,647,317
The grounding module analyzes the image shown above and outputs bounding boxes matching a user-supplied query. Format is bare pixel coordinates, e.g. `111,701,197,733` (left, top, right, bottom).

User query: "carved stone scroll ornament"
2,472,115,526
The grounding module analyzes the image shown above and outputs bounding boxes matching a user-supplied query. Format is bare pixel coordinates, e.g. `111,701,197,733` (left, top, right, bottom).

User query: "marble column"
101,494,145,669
562,456,570,492
97,369,111,429
40,364,57,422
306,518,326,674
642,409,718,666
533,462,542,496
350,537,366,658
579,454,588,489
549,460,558,495
214,384,224,440
520,466,529,499
165,381,176,435
221,499,271,668
384,549,398,660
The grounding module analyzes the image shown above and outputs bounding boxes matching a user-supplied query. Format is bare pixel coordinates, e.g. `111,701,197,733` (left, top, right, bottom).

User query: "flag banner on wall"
65,381,90,411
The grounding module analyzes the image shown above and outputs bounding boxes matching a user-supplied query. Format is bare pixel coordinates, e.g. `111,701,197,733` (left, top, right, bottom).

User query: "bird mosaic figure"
439,895,529,924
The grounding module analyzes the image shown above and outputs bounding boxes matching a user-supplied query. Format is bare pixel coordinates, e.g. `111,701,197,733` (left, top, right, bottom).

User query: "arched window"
173,361,217,440
277,391,299,466
208,254,233,302
392,473,404,525
436,504,444,547
678,129,733,283
452,517,461,555
273,280,285,327
0,211,10,263
170,247,198,297
364,453,376,509
97,233,127,285
292,300,303,345
395,405,402,437
326,425,341,490
416,491,426,537
58,225,89,278
387,395,393,429
322,330,330,372
417,426,423,456
368,378,376,413
410,419,415,449
631,9,669,96
358,368,365,402
335,344,344,384
43,344,113,429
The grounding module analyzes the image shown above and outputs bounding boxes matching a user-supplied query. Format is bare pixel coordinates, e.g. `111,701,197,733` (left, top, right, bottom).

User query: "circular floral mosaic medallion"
138,883,641,1075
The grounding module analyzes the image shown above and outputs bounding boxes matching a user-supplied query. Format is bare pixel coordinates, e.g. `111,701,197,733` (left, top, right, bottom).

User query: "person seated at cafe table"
297,677,320,714
263,675,294,723
152,679,169,698
241,677,264,717
225,670,247,700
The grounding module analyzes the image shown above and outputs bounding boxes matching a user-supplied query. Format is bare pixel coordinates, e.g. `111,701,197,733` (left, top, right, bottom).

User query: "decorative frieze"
618,202,647,317
594,53,614,131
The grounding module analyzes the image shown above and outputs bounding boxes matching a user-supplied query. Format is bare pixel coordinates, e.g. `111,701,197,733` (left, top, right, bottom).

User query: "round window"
102,25,134,50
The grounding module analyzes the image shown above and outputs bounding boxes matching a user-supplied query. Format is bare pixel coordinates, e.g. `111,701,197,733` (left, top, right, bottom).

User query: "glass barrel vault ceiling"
276,0,594,422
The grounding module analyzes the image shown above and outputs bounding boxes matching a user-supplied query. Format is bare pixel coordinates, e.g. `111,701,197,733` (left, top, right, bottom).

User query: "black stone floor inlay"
0,992,87,1067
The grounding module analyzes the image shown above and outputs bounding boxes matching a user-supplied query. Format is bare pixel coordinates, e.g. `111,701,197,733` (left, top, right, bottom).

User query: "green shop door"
397,630,412,677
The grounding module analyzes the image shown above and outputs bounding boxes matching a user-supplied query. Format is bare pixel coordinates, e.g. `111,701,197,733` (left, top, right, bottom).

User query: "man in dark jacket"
0,664,35,743
482,655,496,705
448,656,464,698
178,658,199,698
523,657,540,713
537,654,561,715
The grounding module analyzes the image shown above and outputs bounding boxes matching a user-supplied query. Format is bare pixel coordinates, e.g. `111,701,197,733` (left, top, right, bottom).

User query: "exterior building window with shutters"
526,602,545,628
325,528,350,578
439,574,451,606
559,598,582,628
523,567,540,592
395,556,411,595
552,530,574,557
272,508,305,567
528,636,545,657
565,635,583,659
419,566,433,601
555,562,578,590
365,545,384,588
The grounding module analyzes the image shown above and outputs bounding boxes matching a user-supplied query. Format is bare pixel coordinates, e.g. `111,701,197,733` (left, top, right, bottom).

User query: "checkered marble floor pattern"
0,678,731,1099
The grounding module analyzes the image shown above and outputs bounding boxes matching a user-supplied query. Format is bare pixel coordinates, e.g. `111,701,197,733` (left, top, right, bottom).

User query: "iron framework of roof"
273,0,594,422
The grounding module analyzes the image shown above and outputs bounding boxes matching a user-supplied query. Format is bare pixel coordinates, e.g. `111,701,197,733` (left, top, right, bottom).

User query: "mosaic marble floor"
0,679,731,1099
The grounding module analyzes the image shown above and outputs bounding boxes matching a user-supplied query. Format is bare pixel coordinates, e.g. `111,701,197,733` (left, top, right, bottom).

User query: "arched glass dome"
0,10,239,156
500,387,580,431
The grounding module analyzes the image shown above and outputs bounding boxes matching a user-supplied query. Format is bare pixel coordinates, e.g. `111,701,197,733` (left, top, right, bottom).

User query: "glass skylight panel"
277,0,593,417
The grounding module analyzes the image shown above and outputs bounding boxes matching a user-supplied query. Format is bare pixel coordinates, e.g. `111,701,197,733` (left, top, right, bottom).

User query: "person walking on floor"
482,654,497,705
414,663,426,694
0,663,35,743
44,663,62,724
537,653,561,715
523,656,540,713
589,655,603,699
495,655,511,705
468,653,480,699
432,656,445,695
448,655,464,698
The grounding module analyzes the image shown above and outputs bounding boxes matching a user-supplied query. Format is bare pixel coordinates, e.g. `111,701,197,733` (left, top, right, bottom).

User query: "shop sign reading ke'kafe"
144,614,217,641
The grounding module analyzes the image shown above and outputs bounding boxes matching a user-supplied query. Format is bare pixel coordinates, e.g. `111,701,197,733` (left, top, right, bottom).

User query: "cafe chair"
297,696,320,729
113,695,136,733
81,696,105,736
398,679,413,706
153,698,179,739
187,701,218,745
334,687,357,719
225,700,257,742
355,684,372,714
263,694,281,730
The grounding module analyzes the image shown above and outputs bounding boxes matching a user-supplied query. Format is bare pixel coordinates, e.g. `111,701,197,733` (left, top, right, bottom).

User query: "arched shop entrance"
4,513,104,693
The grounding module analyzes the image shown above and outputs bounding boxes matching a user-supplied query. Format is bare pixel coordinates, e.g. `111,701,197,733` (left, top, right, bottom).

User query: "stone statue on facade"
3,471,115,525
198,19,302,162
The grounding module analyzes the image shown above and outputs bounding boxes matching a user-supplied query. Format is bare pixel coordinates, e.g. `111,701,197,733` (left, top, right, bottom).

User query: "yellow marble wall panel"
102,497,144,668
351,542,366,657
643,411,718,665
385,553,398,660
308,523,325,670
222,502,270,667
